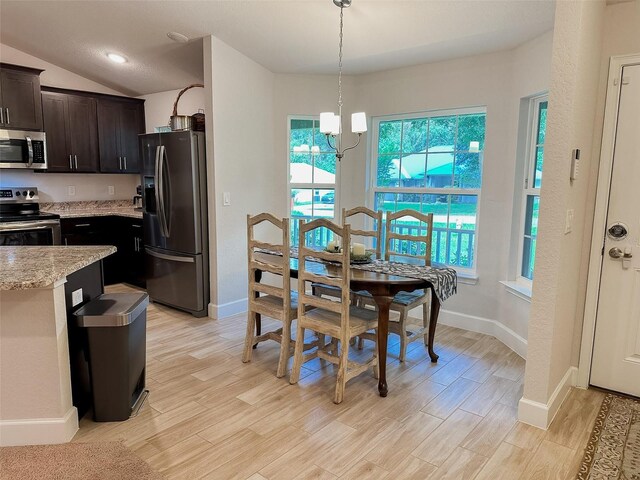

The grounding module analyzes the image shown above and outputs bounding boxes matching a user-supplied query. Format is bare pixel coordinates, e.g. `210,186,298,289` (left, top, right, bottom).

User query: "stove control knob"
28,191,35,197
15,191,21,196
22,191,28,197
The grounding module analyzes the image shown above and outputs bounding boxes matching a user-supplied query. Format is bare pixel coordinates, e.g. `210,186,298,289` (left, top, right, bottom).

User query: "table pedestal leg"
428,290,440,362
373,295,393,397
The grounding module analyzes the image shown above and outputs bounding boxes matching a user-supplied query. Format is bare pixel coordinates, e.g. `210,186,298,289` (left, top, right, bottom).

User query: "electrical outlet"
108,185,115,195
223,192,231,206
565,209,574,234
71,288,83,307
68,185,76,196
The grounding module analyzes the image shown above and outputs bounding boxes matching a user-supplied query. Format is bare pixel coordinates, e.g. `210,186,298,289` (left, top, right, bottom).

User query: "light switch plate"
68,185,76,196
223,192,231,206
108,185,115,195
71,288,83,307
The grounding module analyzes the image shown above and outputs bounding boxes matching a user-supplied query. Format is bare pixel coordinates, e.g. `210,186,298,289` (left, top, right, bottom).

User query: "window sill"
500,280,532,302
457,271,479,285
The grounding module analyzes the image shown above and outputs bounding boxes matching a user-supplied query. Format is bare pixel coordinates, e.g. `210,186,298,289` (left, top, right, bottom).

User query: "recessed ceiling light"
167,31,189,43
107,53,127,64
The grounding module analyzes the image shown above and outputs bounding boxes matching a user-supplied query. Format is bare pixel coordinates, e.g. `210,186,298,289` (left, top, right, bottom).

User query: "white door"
590,63,640,397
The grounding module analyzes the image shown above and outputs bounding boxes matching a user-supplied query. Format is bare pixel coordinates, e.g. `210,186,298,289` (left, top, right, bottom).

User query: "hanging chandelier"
319,0,367,161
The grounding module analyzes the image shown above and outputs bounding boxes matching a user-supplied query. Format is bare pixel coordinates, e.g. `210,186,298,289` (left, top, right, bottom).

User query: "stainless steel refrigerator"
140,131,209,317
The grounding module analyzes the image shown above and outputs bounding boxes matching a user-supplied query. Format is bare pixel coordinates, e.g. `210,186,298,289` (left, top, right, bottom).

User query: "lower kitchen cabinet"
61,216,145,287
120,219,146,288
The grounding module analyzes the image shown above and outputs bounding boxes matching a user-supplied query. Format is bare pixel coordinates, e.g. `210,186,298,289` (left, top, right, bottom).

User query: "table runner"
350,259,457,302
257,248,457,303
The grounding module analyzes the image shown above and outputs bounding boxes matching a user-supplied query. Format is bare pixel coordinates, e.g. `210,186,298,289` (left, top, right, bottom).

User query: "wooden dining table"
253,251,441,397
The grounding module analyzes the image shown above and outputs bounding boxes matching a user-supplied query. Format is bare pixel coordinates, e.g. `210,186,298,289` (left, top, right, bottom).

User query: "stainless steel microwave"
0,130,47,169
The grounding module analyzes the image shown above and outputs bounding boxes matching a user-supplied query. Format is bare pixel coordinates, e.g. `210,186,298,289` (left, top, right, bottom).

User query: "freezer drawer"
145,247,206,315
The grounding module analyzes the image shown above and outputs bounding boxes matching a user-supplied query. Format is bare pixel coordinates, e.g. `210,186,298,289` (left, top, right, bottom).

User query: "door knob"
609,247,623,259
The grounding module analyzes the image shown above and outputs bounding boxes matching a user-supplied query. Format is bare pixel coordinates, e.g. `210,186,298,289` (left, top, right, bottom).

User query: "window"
288,116,338,246
519,96,547,282
371,108,485,271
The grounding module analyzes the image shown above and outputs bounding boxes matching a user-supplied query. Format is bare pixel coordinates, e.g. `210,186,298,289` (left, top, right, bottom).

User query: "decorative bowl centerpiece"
350,250,374,264
324,241,374,264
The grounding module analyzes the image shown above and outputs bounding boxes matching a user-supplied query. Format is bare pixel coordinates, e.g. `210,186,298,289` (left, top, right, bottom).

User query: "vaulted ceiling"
0,0,555,96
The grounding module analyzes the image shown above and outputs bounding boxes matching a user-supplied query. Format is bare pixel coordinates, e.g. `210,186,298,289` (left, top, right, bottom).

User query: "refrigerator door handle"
154,145,168,237
145,248,195,263
160,145,171,237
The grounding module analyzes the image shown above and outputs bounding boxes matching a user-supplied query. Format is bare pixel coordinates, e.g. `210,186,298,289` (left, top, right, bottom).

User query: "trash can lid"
74,293,149,327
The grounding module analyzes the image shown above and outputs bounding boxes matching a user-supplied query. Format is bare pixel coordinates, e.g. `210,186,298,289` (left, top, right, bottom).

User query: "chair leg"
276,319,291,378
334,339,349,404
357,336,364,350
423,298,430,346
398,309,408,363
289,323,305,384
242,310,257,363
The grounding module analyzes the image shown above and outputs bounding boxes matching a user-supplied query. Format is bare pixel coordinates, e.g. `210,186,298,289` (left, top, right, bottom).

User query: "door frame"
577,53,640,388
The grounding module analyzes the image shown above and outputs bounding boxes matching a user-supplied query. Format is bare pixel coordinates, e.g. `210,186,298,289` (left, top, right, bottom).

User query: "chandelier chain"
338,6,344,109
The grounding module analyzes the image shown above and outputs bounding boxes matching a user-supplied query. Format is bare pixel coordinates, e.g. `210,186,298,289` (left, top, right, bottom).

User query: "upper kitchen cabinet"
0,63,44,131
42,91,99,173
97,98,145,174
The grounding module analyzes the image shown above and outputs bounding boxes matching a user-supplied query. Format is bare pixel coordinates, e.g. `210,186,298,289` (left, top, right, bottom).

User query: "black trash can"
74,293,149,422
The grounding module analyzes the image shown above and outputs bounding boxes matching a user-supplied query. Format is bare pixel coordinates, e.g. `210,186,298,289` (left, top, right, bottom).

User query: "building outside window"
519,96,547,282
288,116,338,246
371,107,486,272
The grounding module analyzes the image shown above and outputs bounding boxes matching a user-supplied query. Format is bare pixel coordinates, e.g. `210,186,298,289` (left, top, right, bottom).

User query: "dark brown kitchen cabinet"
42,91,99,172
0,63,44,131
97,98,145,174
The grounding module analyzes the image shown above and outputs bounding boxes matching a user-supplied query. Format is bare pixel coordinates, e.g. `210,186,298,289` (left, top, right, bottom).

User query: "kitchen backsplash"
0,170,138,202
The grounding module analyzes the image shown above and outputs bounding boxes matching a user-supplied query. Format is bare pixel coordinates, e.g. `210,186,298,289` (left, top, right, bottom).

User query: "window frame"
287,115,341,244
516,94,548,288
368,106,486,275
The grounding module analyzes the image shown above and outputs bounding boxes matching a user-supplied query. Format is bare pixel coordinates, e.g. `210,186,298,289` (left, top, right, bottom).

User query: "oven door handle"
0,220,61,231
26,136,34,167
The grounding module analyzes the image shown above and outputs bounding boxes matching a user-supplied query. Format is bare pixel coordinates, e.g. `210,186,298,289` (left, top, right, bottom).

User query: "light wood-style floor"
73,284,604,479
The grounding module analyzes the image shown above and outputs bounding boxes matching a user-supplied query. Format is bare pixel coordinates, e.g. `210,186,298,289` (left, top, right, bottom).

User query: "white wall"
205,36,278,316
0,44,138,201
520,0,606,427
138,87,206,133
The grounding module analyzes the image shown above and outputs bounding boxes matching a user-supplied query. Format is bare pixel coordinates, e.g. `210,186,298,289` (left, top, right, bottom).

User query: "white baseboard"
0,407,78,446
518,366,577,430
432,309,528,359
208,297,248,319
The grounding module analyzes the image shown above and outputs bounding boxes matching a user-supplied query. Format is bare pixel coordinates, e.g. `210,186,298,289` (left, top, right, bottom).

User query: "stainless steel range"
0,187,61,245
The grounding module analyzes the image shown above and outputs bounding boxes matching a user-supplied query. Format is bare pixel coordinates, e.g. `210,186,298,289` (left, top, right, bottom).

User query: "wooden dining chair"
243,213,299,378
312,206,383,301
358,209,435,362
289,218,379,404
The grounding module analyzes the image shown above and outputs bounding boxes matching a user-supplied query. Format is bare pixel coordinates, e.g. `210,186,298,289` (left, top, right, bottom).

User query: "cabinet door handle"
5,108,9,125
74,155,78,170
69,155,73,169
75,223,91,227
0,107,3,124
64,238,68,246
123,156,127,170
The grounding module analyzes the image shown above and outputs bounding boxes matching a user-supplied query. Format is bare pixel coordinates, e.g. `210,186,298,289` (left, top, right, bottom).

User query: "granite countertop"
0,246,116,290
40,200,143,219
